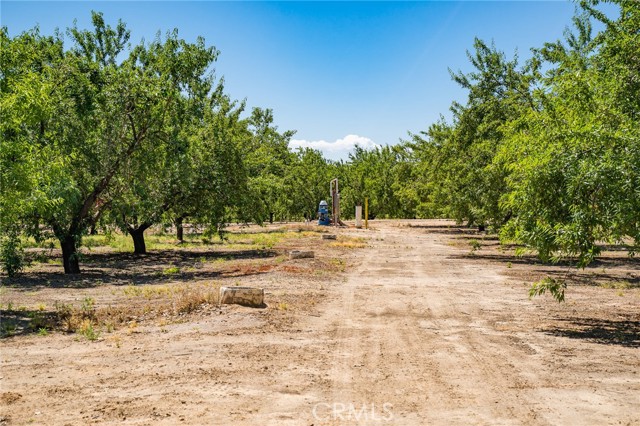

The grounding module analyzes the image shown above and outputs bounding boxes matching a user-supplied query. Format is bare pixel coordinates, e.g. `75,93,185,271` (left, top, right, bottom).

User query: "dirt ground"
1,219,638,425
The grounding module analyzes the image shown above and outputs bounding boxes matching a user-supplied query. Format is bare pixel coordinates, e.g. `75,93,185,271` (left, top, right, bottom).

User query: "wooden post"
330,178,340,227
365,198,369,229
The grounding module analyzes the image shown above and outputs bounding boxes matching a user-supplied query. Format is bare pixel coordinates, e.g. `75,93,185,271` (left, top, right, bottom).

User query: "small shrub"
54,301,74,331
81,297,95,312
1,323,17,336
0,234,25,277
468,239,482,253
163,266,180,275
329,258,346,272
27,311,50,330
80,297,97,322
78,319,100,341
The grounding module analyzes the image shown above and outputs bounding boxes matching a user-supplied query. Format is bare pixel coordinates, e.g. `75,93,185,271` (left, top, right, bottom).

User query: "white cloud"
289,134,380,160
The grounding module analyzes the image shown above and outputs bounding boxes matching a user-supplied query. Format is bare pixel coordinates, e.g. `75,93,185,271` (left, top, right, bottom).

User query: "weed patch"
329,236,367,249
163,266,180,275
600,281,636,290
1,282,220,338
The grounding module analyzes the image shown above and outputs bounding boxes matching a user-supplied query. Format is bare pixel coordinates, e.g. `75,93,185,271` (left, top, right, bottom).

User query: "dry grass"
1,281,220,338
600,280,638,290
328,236,367,249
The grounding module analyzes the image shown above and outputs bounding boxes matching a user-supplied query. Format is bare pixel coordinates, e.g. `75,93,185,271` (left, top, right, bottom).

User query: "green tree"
240,108,295,224
175,94,249,240
283,148,334,221
499,3,639,266
337,144,415,220
406,120,454,219
0,27,63,274
1,13,141,273
103,29,227,253
0,13,218,272
413,38,534,230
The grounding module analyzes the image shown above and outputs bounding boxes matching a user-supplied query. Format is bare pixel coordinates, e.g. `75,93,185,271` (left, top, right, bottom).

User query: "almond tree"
239,108,296,224
1,12,201,272
104,29,226,253
500,2,640,273
0,27,64,275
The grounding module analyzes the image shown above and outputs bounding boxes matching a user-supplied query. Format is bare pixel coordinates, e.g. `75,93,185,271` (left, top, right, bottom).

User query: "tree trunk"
89,204,108,235
269,212,274,224
176,217,184,243
60,237,80,274
128,223,152,255
129,228,146,254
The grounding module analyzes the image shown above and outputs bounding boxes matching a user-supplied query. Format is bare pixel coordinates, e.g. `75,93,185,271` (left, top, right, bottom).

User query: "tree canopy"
1,12,266,273
1,1,637,281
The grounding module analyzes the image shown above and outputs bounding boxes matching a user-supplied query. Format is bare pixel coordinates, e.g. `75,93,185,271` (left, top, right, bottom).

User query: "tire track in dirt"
320,226,546,425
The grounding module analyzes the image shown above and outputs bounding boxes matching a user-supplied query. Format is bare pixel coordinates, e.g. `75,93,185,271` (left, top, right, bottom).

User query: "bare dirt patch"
1,220,638,425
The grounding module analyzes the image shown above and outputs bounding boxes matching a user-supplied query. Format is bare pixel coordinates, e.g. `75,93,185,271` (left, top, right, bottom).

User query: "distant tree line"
1,1,637,276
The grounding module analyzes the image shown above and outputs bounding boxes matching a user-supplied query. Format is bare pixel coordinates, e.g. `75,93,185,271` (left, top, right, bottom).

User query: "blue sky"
1,1,616,160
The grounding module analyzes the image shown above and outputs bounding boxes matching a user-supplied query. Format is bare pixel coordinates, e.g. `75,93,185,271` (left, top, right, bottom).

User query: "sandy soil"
1,220,639,425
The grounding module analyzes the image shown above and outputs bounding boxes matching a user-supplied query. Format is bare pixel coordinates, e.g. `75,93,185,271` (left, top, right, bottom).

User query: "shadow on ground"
452,252,640,269
544,317,640,348
0,310,60,338
449,251,640,287
3,249,278,290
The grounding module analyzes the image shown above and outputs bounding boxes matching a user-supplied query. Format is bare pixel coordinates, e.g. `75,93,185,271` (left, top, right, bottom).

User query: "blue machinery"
318,178,341,226
318,200,330,225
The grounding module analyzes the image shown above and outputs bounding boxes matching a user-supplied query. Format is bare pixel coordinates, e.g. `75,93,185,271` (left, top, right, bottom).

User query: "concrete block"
289,250,315,259
322,234,337,240
219,286,264,307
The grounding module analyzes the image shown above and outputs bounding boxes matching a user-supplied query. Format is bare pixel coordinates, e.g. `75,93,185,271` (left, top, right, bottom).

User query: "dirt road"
1,220,638,425
316,222,638,425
